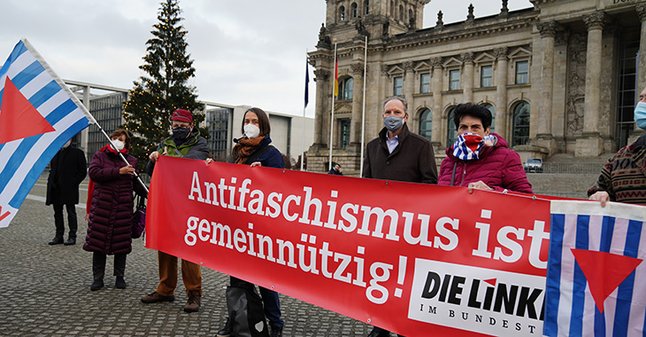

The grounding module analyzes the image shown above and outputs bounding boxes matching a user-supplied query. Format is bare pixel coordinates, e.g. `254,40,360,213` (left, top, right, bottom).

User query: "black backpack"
225,284,270,337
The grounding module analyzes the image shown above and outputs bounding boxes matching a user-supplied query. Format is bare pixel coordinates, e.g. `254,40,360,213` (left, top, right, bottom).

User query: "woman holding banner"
213,107,285,337
84,129,146,291
437,103,533,194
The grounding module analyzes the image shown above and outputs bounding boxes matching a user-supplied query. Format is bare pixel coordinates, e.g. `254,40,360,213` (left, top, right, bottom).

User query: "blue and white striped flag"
544,200,646,337
0,39,93,228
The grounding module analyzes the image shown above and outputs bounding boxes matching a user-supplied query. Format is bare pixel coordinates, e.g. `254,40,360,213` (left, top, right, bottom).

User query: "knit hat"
170,109,193,123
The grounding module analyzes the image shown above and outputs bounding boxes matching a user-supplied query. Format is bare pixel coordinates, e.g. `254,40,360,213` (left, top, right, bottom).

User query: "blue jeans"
230,276,284,329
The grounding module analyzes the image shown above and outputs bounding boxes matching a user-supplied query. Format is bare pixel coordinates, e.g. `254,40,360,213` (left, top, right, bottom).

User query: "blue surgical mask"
383,116,404,132
635,101,646,130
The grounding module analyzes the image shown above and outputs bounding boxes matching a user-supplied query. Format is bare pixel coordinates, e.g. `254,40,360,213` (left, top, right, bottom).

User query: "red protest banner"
146,156,551,337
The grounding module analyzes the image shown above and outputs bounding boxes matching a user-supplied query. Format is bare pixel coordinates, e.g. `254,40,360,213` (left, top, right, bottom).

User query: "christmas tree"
123,0,205,165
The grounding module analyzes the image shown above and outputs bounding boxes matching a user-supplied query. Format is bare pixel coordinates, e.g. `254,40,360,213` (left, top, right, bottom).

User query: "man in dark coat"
45,139,87,246
362,96,437,337
141,108,209,314
327,162,343,175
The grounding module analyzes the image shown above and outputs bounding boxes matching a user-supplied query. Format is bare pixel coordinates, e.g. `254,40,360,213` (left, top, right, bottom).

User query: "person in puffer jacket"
84,128,147,291
438,103,532,194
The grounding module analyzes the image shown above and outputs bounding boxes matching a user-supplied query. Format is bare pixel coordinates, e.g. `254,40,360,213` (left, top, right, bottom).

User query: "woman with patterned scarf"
437,103,533,194
215,107,285,337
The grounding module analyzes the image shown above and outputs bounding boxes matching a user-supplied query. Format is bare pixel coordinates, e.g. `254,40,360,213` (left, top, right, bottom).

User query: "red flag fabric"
333,59,339,97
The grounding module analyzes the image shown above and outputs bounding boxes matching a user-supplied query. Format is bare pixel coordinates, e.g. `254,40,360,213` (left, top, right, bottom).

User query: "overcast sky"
0,0,532,118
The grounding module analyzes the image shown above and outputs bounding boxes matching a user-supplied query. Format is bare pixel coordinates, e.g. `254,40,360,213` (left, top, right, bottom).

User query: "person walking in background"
140,108,209,313
438,103,532,194
214,107,285,337
588,86,646,206
46,138,87,246
362,96,437,337
84,129,147,291
327,162,343,175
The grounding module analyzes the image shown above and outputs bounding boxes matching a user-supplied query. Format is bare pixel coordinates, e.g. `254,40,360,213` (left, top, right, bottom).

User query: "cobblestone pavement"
0,178,373,337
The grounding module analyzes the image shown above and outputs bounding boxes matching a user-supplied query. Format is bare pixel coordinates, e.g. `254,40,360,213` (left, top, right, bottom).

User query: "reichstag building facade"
307,0,646,174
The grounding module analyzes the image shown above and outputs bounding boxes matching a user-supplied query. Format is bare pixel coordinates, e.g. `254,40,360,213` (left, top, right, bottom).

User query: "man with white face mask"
362,96,437,337
142,108,209,313
588,87,646,205
46,138,87,246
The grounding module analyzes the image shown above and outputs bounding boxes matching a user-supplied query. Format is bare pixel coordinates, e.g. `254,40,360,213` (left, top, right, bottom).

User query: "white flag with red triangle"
0,39,92,228
544,200,646,337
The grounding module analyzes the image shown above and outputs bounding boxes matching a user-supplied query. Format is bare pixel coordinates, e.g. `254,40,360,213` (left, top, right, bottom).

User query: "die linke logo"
408,260,546,337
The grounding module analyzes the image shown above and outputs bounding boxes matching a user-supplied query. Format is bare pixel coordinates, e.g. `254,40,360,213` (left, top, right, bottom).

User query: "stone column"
462,52,474,102
534,21,558,154
577,11,606,157
494,47,508,137
351,63,364,145
314,68,329,145
431,57,443,146
637,4,646,93
403,61,415,100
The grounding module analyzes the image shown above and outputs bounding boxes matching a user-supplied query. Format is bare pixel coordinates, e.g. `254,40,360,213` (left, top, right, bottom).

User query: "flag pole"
360,35,368,177
21,39,148,194
328,43,337,172
301,51,308,171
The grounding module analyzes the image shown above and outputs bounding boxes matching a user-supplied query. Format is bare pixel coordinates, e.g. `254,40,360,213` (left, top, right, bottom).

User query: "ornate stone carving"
355,18,369,36
314,69,330,81
583,11,606,31
382,20,390,38
461,52,474,63
316,23,331,49
380,64,389,76
436,10,444,29
403,61,414,72
493,47,508,60
466,4,475,22
536,21,558,38
636,4,646,22
351,63,364,77
431,57,443,68
500,0,509,16
565,33,587,136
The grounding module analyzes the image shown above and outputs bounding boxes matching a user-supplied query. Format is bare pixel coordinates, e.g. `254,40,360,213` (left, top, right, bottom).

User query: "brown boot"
184,292,201,313
141,291,175,303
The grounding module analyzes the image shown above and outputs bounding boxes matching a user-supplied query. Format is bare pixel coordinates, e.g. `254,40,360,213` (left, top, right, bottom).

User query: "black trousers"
92,252,127,281
53,203,77,239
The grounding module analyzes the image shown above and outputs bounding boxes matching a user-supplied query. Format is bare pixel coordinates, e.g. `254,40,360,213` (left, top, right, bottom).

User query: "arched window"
408,9,414,23
399,5,404,21
419,108,432,141
364,0,370,15
480,103,495,133
339,77,353,100
512,101,530,146
351,3,358,18
339,5,346,21
446,106,457,146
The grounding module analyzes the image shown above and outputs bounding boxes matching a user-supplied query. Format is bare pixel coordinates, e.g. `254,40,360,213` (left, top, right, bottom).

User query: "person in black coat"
45,139,87,246
327,162,343,175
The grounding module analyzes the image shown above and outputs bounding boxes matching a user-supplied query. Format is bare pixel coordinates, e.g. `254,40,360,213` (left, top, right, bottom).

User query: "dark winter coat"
362,124,437,184
46,146,87,205
587,134,646,204
231,136,285,169
145,128,209,175
438,133,533,194
84,147,143,255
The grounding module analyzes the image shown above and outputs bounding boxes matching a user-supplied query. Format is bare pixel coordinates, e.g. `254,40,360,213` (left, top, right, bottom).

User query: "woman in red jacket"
438,103,533,194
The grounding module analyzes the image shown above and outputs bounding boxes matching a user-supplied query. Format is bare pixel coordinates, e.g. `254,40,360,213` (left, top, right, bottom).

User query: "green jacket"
146,129,209,175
